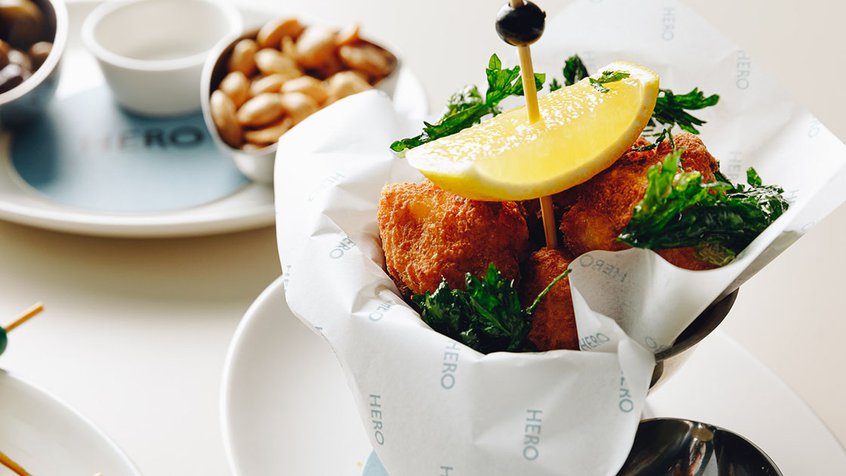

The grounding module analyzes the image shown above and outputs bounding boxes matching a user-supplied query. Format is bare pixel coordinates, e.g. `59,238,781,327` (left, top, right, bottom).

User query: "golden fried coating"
657,132,719,183
520,247,578,351
655,248,717,271
557,133,720,270
519,137,655,251
378,181,529,295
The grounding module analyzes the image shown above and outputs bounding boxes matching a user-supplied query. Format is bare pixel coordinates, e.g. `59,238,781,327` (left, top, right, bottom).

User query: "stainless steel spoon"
618,418,781,476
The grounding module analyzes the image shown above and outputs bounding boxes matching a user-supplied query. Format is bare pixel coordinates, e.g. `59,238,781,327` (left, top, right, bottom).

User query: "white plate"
221,277,371,476
0,0,427,238
222,278,846,475
0,370,138,475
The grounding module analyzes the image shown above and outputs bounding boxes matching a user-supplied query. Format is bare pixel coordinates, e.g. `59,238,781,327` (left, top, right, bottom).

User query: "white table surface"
2,0,845,475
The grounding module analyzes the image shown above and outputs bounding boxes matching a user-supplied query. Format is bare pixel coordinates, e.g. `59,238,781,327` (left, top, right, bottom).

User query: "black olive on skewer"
495,1,546,47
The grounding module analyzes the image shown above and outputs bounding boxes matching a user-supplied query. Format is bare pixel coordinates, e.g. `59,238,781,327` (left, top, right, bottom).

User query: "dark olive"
0,63,29,94
0,0,45,49
495,1,546,47
0,40,10,70
28,41,51,71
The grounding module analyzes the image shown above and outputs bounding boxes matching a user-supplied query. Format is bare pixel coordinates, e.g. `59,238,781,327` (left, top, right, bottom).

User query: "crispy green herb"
632,127,674,152
389,86,489,152
550,55,591,92
636,87,719,150
390,54,544,153
562,54,590,86
549,78,563,92
556,56,720,144
647,88,720,135
589,70,631,93
618,150,789,265
444,85,485,115
413,263,569,354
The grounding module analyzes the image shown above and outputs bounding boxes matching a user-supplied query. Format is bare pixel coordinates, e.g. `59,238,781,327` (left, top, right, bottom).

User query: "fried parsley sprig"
390,54,545,153
618,150,789,265
413,264,569,354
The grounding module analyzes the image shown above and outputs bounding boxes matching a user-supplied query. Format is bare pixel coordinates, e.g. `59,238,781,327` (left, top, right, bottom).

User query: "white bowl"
82,0,241,116
0,0,68,128
201,26,401,184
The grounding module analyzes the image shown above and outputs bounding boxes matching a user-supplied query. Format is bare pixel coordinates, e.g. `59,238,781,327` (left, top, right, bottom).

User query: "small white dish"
208,69,414,185
221,278,846,475
201,20,415,184
82,0,241,116
0,370,139,475
221,277,371,475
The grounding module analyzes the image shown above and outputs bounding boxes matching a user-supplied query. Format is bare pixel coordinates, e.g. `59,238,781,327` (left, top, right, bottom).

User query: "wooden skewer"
538,195,557,247
0,449,30,476
0,306,42,476
4,303,44,333
509,0,558,249
514,41,541,122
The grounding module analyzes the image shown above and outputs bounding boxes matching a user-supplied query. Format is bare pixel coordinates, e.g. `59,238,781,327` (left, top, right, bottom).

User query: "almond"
210,90,242,147
237,93,285,127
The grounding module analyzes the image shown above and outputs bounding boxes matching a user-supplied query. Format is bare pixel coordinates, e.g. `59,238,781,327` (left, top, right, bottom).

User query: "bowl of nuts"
0,0,67,128
202,17,399,184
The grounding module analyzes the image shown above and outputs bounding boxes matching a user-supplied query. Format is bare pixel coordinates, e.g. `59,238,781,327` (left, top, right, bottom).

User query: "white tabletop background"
1,0,844,474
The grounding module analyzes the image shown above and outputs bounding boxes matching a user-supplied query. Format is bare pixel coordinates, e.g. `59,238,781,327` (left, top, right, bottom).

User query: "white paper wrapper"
275,1,846,474
276,91,654,475
530,0,846,352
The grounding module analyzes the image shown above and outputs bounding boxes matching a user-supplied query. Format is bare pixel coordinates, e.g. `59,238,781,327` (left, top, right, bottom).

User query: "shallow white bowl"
0,370,139,475
201,24,404,184
82,0,240,116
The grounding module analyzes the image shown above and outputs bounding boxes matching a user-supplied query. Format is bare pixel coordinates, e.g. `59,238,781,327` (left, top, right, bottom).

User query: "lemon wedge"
406,61,660,201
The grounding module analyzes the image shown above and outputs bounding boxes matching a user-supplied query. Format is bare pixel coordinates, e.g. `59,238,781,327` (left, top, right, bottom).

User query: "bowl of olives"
0,0,68,129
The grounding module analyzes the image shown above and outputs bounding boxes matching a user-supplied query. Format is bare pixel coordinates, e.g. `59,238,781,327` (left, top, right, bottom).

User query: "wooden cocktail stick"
0,305,43,476
4,303,44,333
0,449,30,476
510,5,541,123
508,0,558,249
538,197,557,248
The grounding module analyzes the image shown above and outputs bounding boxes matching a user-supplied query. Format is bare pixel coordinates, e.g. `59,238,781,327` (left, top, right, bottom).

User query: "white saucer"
0,1,427,238
221,277,371,476
0,370,139,475
222,277,846,475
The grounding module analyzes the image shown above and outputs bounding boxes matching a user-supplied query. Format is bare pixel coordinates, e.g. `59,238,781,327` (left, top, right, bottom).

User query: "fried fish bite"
558,133,720,270
378,181,529,295
520,247,578,351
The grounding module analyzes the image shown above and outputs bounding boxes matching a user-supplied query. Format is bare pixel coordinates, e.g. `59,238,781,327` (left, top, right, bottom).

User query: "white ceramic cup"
82,0,241,117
